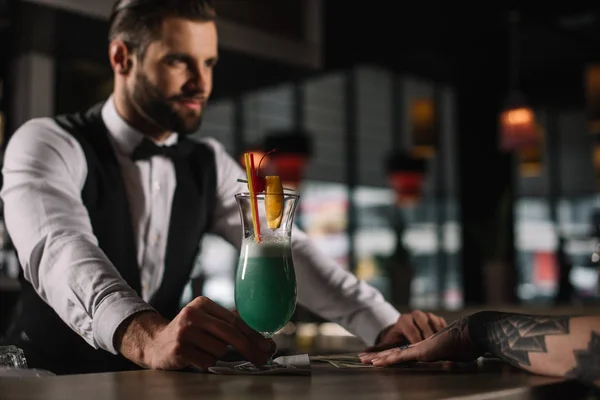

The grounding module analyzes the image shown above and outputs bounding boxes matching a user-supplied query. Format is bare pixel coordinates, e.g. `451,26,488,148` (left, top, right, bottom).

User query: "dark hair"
108,0,216,59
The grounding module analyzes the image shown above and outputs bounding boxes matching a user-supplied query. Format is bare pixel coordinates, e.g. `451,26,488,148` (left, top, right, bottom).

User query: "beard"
127,70,205,135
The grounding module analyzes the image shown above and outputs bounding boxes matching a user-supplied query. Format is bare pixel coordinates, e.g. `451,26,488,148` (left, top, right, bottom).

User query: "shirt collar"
101,95,178,158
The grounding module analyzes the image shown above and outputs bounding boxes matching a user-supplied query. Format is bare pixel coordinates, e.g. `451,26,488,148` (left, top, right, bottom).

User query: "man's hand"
116,296,274,371
366,310,447,352
359,316,482,366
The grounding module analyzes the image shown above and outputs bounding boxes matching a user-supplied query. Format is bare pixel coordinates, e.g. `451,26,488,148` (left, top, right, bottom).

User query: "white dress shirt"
0,96,400,354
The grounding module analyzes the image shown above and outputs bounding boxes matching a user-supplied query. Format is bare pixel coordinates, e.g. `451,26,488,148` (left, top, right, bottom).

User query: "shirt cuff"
352,303,400,346
92,291,155,354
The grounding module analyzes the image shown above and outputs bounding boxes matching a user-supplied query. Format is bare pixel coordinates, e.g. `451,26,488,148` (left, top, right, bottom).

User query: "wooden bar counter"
0,357,592,400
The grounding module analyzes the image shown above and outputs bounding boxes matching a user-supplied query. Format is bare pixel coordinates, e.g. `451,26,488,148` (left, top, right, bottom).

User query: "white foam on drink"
242,236,291,258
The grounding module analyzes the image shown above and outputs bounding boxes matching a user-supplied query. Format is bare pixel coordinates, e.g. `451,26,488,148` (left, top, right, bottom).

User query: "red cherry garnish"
255,176,266,193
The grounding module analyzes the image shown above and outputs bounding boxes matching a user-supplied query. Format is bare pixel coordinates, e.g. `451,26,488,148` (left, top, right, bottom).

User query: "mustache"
169,94,206,104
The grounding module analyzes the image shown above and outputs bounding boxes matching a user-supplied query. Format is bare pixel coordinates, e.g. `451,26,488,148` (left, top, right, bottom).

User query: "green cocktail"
234,191,299,370
235,240,297,336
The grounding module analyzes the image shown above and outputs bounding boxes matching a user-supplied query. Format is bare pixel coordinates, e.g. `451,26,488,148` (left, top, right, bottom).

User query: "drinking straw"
249,154,262,242
244,153,261,243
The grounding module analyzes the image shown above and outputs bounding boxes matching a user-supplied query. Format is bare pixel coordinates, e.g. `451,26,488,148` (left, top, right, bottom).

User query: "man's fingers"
359,349,389,364
183,329,228,359
412,311,434,339
429,313,447,331
189,296,272,353
358,352,377,364
372,345,420,366
198,312,270,366
231,315,274,352
189,296,235,322
427,313,447,332
359,344,413,363
399,317,423,343
229,315,275,356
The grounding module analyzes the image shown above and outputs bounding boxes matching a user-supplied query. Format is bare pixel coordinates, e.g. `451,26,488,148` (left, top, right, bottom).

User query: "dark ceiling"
323,3,600,109
212,3,600,108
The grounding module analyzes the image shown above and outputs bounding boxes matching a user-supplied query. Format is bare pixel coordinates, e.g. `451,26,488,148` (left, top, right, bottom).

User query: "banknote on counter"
310,353,483,370
310,353,374,368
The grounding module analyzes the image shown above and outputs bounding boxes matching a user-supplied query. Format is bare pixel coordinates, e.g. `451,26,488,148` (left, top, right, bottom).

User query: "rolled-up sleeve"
1,119,154,354
203,137,400,345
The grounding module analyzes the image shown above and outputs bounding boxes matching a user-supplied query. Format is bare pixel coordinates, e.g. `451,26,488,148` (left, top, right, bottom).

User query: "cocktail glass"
234,192,299,370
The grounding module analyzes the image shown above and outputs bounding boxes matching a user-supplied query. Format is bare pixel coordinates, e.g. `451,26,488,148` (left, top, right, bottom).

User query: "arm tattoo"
564,332,600,384
431,316,469,340
468,312,570,367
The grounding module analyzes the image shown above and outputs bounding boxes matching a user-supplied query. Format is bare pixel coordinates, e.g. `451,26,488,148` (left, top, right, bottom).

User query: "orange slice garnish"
265,176,283,229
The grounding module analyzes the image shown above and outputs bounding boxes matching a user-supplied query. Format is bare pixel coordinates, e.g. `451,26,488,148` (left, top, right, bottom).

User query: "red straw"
250,154,262,242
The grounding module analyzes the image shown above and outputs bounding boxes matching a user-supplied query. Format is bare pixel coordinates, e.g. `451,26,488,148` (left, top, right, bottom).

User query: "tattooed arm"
467,312,600,386
360,311,600,388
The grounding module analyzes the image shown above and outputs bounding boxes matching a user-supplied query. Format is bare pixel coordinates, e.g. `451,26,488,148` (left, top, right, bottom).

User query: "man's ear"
109,40,133,75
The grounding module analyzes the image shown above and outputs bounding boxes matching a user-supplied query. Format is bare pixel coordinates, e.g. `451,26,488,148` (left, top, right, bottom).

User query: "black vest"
5,103,216,374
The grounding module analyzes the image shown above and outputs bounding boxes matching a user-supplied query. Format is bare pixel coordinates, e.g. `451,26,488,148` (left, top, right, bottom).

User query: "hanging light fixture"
594,137,600,173
500,93,539,151
410,98,435,158
585,63,600,135
593,135,600,191
385,151,427,206
499,11,539,152
517,123,544,177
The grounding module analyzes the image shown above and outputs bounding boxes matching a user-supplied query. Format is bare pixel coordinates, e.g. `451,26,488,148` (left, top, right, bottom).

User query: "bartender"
1,0,447,374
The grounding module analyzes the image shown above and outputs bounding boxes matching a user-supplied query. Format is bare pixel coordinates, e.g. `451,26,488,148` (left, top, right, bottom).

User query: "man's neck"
112,92,172,143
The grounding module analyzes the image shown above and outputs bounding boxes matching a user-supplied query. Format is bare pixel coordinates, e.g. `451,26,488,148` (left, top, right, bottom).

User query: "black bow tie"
131,138,193,161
